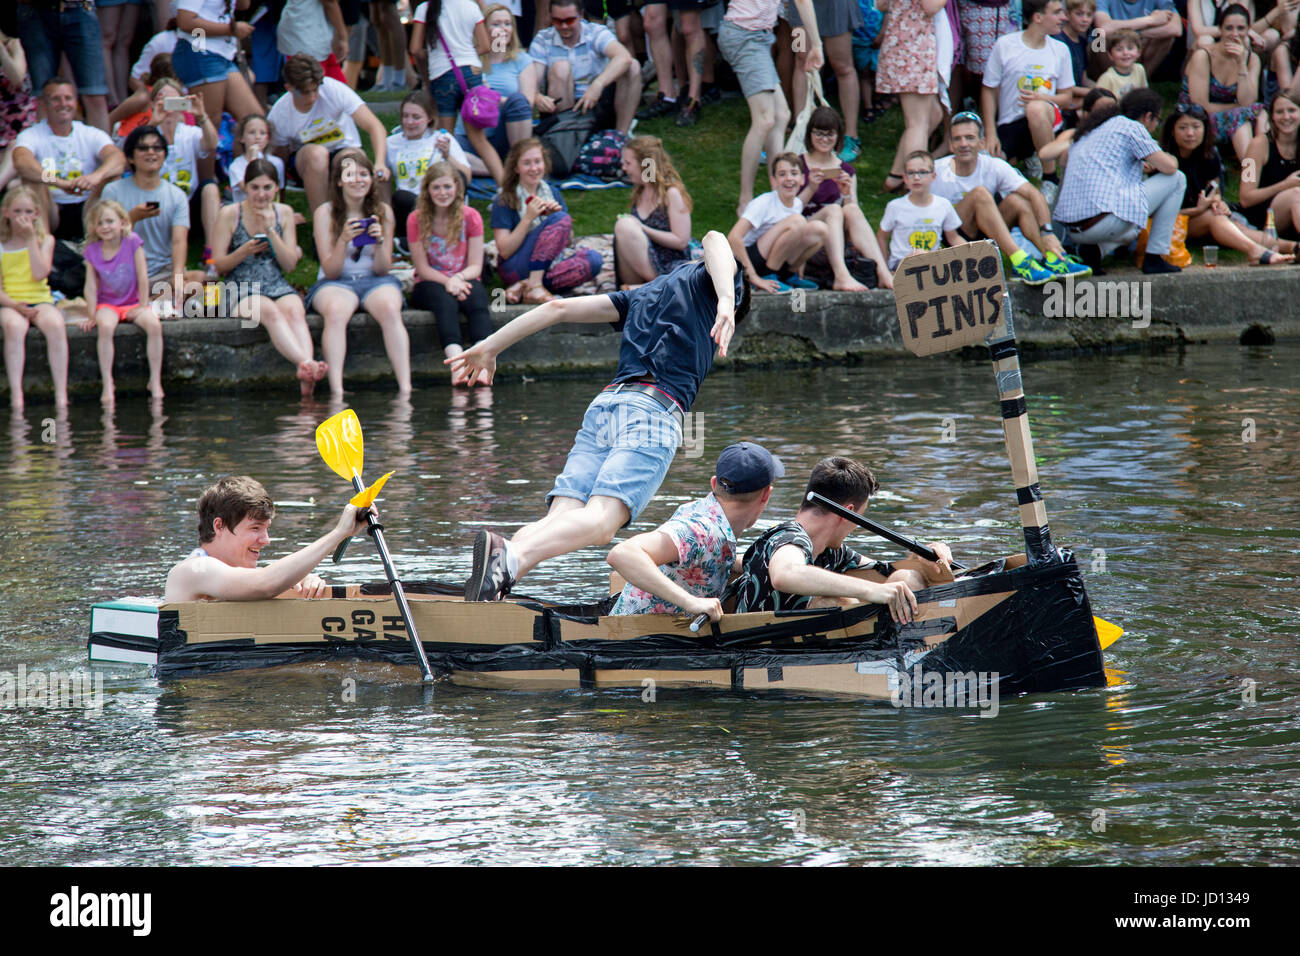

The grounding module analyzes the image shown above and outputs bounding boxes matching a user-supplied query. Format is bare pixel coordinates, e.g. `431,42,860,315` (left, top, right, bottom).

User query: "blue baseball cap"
715,442,785,494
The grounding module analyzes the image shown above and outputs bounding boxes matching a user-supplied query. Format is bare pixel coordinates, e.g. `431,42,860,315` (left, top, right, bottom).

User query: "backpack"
538,109,600,178
575,130,629,181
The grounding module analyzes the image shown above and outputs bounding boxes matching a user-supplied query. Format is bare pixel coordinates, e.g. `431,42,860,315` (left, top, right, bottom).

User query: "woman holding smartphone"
308,147,411,399
211,158,326,395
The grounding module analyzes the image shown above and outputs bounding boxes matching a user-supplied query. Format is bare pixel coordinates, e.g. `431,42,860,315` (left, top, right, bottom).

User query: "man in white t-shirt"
12,79,126,241
981,0,1079,184
726,153,829,293
529,0,642,134
933,112,1092,285
268,54,391,213
876,152,965,272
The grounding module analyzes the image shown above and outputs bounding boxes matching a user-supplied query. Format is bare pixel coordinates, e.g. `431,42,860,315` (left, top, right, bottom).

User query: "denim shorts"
305,273,404,311
717,20,779,99
430,66,483,117
548,390,683,524
173,37,240,88
16,2,109,97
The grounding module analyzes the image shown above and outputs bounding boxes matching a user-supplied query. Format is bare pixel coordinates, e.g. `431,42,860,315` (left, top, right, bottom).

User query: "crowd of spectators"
4,0,1299,411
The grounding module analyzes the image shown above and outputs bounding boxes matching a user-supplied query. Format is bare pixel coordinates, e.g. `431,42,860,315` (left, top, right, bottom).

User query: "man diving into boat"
730,457,954,623
164,476,370,603
605,441,784,624
449,231,749,602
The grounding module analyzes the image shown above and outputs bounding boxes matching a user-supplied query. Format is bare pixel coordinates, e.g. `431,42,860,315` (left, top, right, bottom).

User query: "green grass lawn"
212,80,1251,289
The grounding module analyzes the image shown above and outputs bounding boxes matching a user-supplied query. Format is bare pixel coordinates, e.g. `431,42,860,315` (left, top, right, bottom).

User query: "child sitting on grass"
79,199,168,404
876,151,965,273
0,185,68,410
1097,29,1148,98
728,153,829,293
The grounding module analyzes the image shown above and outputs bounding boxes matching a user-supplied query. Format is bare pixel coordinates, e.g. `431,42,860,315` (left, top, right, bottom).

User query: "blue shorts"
548,390,682,525
173,37,240,88
16,2,110,97
429,66,483,117
305,273,404,311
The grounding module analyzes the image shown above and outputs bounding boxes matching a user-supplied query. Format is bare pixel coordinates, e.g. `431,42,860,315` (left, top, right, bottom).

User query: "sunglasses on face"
553,16,580,26
136,143,166,152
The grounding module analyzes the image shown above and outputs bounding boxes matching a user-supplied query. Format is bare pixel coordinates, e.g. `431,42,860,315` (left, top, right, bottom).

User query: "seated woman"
452,4,537,181
0,185,67,410
1163,101,1294,264
408,161,493,386
614,136,691,290
795,106,888,291
1239,91,1300,238
308,148,411,399
386,91,473,247
1181,5,1265,164
211,158,327,397
490,138,602,304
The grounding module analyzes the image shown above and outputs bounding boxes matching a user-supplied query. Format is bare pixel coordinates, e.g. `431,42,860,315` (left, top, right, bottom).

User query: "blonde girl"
408,161,492,385
227,115,285,204
614,136,693,288
308,148,410,399
0,185,68,410
79,199,166,403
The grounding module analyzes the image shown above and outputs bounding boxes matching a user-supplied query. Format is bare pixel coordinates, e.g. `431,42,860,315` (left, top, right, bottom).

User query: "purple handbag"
437,34,501,129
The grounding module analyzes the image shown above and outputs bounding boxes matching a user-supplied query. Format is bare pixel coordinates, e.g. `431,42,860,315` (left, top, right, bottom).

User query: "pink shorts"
97,303,143,321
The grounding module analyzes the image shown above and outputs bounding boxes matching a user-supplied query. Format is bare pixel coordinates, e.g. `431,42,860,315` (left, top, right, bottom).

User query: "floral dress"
877,0,939,96
0,68,36,150
1179,67,1262,149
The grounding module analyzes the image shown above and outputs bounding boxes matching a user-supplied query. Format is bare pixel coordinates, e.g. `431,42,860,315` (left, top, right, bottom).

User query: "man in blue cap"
730,456,954,623
605,441,785,624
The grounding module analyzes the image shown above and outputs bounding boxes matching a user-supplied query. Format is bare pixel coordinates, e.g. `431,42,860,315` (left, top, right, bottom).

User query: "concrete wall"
4,271,1292,400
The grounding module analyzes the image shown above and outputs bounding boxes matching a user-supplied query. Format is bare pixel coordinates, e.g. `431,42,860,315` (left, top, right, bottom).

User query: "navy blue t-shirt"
605,258,745,411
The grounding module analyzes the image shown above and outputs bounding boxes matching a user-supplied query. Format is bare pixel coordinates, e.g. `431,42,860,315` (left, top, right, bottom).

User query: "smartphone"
146,201,160,210
253,233,269,244
163,96,190,112
351,217,378,247
1202,180,1218,197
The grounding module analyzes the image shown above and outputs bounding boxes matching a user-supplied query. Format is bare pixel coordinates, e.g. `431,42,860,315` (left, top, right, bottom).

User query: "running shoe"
1041,253,1092,280
1010,256,1055,285
839,136,862,162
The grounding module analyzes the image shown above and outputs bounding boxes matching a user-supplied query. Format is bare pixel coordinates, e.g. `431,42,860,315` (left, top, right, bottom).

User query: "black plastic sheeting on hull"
155,553,1106,695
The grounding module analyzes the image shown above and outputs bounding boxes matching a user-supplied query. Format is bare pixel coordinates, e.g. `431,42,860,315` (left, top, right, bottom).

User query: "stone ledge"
3,270,1294,399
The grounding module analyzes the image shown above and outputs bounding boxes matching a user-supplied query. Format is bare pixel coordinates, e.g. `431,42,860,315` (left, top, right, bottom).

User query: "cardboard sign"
893,243,1007,356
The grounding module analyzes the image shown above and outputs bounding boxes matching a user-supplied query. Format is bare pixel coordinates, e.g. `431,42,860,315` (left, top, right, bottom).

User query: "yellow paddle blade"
1095,616,1123,650
350,472,393,509
316,409,364,482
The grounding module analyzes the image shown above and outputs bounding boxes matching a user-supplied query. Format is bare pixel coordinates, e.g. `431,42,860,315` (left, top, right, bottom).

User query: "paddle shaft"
805,492,968,571
349,475,435,683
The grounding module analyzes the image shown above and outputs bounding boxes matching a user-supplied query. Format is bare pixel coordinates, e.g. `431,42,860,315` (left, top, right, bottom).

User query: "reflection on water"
2,346,1299,864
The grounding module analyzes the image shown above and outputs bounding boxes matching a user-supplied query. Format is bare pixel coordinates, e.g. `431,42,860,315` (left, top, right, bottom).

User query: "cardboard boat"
88,550,1106,700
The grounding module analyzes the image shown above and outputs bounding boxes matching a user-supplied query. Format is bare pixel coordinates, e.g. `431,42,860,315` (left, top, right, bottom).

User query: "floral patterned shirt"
730,520,894,613
610,494,737,616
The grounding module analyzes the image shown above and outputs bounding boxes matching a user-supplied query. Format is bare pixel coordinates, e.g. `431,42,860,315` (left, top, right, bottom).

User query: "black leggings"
392,190,418,238
410,279,494,350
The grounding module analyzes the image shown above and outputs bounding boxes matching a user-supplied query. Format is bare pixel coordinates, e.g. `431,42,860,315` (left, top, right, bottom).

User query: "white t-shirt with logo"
984,32,1076,126
268,78,364,152
932,154,1029,205
880,194,962,270
160,124,211,198
386,130,470,194
177,0,240,61
739,191,803,246
414,0,485,81
15,121,114,206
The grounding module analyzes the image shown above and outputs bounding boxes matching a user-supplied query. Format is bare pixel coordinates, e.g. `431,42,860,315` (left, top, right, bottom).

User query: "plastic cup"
1204,245,1219,268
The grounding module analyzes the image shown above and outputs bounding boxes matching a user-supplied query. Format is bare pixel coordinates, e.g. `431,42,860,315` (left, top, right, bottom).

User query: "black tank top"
1246,137,1298,228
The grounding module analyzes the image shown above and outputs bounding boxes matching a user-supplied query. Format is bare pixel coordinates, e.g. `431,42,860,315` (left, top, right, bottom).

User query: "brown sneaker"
675,98,700,127
465,530,515,601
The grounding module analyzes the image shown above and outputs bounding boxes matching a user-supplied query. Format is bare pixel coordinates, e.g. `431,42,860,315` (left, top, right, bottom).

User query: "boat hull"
92,550,1106,701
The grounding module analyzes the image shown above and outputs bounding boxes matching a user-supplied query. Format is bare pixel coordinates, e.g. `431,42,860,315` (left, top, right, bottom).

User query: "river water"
2,344,1298,866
